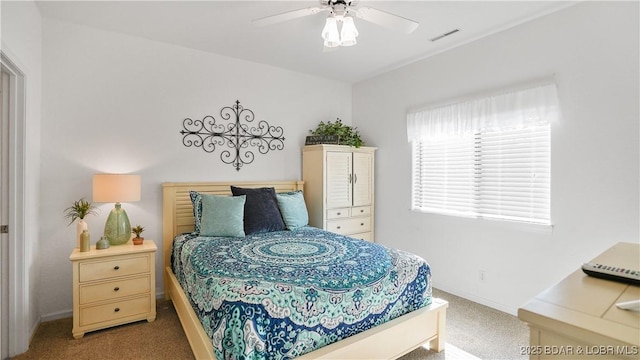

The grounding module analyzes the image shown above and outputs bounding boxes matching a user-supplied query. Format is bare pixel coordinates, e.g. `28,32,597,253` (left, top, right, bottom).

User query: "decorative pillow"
189,191,203,234
230,186,286,235
200,194,246,237
276,191,309,230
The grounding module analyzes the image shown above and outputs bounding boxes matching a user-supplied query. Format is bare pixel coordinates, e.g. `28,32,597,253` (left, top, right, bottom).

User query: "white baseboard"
40,309,72,323
434,285,518,316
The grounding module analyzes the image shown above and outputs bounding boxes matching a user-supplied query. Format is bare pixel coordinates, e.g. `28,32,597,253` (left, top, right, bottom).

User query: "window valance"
407,82,560,141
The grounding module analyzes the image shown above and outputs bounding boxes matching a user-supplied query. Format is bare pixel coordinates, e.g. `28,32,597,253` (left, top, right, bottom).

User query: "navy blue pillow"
230,186,285,235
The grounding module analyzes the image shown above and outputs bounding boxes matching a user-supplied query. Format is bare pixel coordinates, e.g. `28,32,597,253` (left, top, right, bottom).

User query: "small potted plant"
64,198,98,248
307,118,364,147
131,225,145,245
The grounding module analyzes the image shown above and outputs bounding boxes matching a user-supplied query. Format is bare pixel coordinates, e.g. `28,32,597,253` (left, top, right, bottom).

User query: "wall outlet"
479,270,486,282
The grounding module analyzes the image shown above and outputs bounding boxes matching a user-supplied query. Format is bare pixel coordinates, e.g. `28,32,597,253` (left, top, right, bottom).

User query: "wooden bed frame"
162,180,448,359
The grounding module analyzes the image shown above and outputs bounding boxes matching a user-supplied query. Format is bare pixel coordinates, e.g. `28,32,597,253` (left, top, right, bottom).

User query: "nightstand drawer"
79,255,149,282
327,217,371,235
80,295,151,326
80,275,150,304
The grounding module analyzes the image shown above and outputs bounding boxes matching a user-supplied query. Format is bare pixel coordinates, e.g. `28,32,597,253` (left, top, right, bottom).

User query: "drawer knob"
361,223,364,226
114,308,120,313
337,226,341,229
114,266,120,270
360,209,364,213
337,212,341,215
114,287,120,292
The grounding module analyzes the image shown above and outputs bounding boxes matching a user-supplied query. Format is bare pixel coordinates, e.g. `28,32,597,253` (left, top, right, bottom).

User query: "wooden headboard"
161,181,304,294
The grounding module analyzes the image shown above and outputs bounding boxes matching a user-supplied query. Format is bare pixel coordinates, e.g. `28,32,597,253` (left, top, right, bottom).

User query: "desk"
518,242,640,359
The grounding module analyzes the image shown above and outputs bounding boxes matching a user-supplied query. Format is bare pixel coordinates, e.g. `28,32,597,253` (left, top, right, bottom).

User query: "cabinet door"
352,152,373,207
326,152,352,209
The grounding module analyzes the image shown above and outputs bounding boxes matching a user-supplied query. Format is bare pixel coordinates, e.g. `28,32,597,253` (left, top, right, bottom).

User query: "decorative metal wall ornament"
180,100,285,171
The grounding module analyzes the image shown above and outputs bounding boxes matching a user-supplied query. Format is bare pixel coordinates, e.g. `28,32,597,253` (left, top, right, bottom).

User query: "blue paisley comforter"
172,227,432,360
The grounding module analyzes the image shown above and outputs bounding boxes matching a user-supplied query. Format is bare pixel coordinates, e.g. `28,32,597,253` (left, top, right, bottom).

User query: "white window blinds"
408,83,559,225
411,134,476,216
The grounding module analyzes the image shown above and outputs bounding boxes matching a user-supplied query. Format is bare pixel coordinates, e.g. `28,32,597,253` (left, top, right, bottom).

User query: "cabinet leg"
73,332,84,339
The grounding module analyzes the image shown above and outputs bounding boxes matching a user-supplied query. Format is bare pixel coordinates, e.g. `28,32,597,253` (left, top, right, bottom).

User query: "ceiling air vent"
430,29,460,42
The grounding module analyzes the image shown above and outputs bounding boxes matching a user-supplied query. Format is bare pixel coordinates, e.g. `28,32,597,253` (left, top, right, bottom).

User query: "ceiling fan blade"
252,7,325,27
355,7,419,34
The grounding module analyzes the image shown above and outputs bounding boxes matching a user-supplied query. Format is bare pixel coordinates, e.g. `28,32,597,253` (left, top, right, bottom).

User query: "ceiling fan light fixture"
322,16,341,47
339,16,358,46
253,0,419,50
324,38,341,48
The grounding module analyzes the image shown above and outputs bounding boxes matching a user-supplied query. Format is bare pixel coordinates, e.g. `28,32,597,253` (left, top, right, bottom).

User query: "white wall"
39,18,351,319
16,0,640,332
1,0,43,355
353,1,639,314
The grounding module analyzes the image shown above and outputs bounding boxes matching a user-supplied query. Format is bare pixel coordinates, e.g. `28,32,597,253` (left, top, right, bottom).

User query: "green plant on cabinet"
309,118,364,148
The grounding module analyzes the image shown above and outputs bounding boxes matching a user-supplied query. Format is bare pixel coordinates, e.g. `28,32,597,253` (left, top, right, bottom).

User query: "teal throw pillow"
276,191,309,230
200,194,246,237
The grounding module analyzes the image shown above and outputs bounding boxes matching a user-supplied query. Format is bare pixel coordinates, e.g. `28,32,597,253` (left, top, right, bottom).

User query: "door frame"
1,50,28,358
0,55,8,360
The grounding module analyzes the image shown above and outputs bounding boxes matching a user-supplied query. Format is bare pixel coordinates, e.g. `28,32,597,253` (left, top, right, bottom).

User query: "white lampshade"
93,174,141,203
322,17,341,48
340,16,358,46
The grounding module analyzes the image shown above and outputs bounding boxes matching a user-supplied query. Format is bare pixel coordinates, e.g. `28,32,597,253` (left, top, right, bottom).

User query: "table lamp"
93,174,141,245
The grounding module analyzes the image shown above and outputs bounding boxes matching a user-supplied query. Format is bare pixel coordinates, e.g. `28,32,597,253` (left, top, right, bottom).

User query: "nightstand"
70,240,157,339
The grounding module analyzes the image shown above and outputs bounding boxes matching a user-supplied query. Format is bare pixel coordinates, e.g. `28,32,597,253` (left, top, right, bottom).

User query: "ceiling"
35,1,577,83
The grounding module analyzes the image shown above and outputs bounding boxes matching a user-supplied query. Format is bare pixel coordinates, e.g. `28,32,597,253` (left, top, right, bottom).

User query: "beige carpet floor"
11,289,528,360
399,289,528,360
11,300,193,360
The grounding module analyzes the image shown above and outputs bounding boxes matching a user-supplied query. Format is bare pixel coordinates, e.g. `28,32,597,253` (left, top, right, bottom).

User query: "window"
407,82,559,225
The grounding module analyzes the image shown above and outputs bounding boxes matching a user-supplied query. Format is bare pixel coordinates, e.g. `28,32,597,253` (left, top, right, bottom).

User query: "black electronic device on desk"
581,262,640,286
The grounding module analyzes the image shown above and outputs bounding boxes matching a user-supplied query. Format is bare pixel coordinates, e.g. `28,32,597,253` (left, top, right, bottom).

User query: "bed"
162,180,447,359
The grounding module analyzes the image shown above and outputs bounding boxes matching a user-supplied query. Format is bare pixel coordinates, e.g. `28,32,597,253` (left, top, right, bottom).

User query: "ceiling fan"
252,0,419,48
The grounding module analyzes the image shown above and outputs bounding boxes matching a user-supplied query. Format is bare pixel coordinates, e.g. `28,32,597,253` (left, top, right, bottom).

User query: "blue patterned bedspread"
172,227,432,360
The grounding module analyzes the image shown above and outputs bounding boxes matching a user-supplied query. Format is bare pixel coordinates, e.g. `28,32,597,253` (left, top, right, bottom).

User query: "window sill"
411,209,554,234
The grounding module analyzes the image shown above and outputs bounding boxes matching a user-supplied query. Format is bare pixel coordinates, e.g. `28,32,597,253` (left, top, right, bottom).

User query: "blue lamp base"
104,203,131,245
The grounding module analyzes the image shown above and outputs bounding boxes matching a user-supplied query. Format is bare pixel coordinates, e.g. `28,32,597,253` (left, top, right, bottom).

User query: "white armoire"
302,144,376,242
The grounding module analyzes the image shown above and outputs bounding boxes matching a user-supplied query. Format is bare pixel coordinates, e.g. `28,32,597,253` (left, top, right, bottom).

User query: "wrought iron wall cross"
180,100,285,171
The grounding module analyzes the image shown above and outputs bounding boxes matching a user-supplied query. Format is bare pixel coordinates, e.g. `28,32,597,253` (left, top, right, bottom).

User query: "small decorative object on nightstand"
64,198,98,248
70,240,157,339
80,230,90,252
96,236,110,250
131,225,145,245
